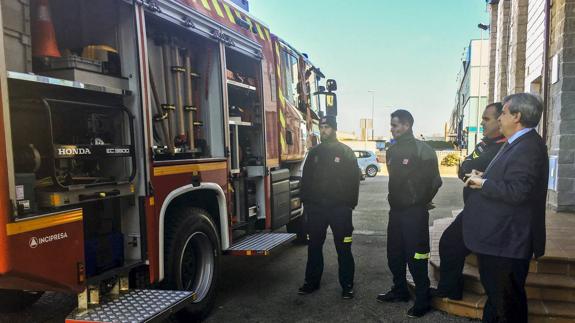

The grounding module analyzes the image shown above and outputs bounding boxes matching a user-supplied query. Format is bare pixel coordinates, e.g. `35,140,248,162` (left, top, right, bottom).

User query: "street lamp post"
368,90,375,140
476,23,489,148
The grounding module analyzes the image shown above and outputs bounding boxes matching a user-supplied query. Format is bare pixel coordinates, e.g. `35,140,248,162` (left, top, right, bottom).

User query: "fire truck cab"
0,0,337,321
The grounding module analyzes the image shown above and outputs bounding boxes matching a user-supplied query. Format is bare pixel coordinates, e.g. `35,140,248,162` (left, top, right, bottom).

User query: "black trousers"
437,213,469,298
387,205,430,307
305,204,355,289
478,254,530,323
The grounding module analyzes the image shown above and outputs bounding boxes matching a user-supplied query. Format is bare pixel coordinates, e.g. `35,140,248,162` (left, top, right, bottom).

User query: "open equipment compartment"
145,13,225,160
3,0,146,279
225,46,266,229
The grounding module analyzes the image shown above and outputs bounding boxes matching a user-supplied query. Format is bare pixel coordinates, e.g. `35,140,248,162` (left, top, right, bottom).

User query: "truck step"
65,289,195,323
226,233,296,256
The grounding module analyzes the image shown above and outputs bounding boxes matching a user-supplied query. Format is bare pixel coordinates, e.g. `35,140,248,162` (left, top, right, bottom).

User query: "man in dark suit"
463,93,548,322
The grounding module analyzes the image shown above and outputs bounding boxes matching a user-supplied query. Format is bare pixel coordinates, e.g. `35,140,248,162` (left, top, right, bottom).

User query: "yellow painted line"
275,43,280,57
211,0,224,17
154,162,227,176
255,23,265,40
279,108,286,128
201,0,211,10
245,16,253,30
222,3,236,24
7,209,83,236
264,28,271,41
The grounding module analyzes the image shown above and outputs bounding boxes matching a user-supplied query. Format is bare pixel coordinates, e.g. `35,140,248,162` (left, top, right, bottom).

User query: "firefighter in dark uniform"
298,115,360,299
432,102,506,300
377,110,442,318
458,102,507,202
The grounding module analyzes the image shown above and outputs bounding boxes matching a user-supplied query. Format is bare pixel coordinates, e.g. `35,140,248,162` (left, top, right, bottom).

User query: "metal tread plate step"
226,232,296,256
65,289,195,323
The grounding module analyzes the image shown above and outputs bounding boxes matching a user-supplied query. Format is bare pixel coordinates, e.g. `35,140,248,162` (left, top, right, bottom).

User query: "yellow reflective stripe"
222,3,236,24
343,236,353,243
280,133,287,151
245,16,253,29
233,8,242,19
6,209,83,236
472,151,479,158
278,88,286,108
275,43,280,57
414,252,430,260
153,161,227,176
264,28,271,41
211,0,224,17
201,0,211,10
279,108,286,128
255,23,265,40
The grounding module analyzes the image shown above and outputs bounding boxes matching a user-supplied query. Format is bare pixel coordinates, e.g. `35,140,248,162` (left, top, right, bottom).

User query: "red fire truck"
0,0,338,321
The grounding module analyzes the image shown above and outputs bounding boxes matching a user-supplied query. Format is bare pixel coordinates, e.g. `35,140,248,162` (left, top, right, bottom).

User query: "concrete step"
430,258,575,302
465,253,575,277
408,271,575,321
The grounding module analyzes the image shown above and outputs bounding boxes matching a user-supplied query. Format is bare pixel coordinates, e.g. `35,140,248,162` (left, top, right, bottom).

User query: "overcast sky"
250,0,489,138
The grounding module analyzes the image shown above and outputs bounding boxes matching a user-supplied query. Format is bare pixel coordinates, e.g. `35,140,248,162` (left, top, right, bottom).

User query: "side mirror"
326,79,337,92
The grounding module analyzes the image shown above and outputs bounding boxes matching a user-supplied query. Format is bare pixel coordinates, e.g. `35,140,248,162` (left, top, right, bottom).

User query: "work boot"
376,288,410,303
298,282,319,295
341,287,354,299
429,287,462,300
407,304,431,318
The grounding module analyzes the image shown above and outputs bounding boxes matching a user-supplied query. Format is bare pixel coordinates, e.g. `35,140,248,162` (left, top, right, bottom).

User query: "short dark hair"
502,93,543,128
390,109,414,127
485,102,503,116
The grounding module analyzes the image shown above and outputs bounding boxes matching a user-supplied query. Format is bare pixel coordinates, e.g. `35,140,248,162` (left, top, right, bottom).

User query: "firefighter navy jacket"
300,138,360,209
386,132,442,210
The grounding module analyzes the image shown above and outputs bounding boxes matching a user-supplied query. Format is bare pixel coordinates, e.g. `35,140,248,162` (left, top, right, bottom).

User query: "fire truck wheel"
164,207,220,321
0,289,44,312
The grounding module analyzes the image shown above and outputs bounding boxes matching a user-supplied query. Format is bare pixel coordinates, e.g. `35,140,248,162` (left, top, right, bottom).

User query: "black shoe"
429,287,462,300
298,283,319,295
376,289,410,303
341,288,354,299
407,305,431,318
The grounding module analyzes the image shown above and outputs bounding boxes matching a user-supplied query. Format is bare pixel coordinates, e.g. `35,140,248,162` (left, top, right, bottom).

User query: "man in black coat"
298,115,360,299
463,93,548,322
459,102,507,202
432,102,506,300
377,110,442,318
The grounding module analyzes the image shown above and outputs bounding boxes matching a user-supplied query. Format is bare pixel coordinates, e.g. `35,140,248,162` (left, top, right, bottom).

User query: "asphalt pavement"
0,175,470,323
204,175,469,323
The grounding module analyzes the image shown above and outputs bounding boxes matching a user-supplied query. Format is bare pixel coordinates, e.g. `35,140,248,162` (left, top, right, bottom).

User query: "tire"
164,207,220,321
366,165,378,177
0,289,44,313
286,214,306,244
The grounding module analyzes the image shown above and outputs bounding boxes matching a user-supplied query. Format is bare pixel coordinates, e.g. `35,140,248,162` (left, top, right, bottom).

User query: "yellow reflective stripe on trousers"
414,252,430,260
343,236,352,243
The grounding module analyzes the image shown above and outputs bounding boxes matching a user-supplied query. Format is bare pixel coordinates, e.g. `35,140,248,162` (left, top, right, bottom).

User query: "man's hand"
465,169,484,178
465,174,485,189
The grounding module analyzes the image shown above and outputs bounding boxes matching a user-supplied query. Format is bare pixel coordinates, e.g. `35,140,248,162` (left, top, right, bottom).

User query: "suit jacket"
462,130,548,259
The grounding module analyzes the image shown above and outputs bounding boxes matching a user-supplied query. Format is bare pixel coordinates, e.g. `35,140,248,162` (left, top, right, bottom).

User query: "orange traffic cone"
32,0,61,58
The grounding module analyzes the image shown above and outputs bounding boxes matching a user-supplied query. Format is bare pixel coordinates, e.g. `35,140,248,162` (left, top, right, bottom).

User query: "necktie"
484,142,509,175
